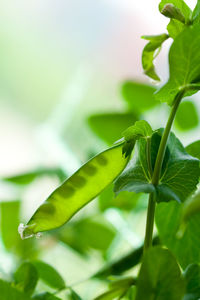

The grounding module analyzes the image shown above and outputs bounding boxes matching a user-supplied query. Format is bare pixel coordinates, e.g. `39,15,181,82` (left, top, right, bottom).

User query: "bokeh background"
0,0,199,299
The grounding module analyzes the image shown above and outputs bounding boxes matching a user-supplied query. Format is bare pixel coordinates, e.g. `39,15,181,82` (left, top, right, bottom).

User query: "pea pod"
19,144,129,239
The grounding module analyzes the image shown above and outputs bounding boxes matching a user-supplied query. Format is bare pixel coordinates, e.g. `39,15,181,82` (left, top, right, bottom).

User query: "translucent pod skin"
20,143,129,238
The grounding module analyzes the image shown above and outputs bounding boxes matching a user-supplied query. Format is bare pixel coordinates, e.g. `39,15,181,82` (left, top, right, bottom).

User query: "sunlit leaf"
121,81,157,113
156,201,200,268
20,144,129,237
14,262,38,295
155,25,200,105
88,112,138,145
135,247,185,300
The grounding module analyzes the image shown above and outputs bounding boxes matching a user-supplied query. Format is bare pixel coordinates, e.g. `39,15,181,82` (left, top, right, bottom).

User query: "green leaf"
32,292,61,300
14,262,38,295
2,168,66,185
20,144,129,237
122,120,153,157
0,279,31,300
192,0,200,24
186,140,200,159
68,289,82,300
54,216,116,255
135,247,185,300
0,201,20,250
123,120,153,142
155,25,200,105
115,130,200,203
181,191,200,224
121,81,157,113
175,101,199,130
142,34,169,81
99,184,140,212
94,277,135,300
76,218,115,252
93,236,160,279
94,289,124,300
159,0,192,23
122,286,136,300
183,264,200,300
32,261,65,290
88,112,138,145
156,201,200,268
114,135,155,195
0,201,38,259
167,19,186,39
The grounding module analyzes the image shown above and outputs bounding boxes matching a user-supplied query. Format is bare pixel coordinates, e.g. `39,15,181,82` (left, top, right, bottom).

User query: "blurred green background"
0,0,199,299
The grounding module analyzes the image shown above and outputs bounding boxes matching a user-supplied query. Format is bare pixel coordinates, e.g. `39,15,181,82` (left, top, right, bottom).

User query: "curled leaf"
142,34,169,81
122,120,153,157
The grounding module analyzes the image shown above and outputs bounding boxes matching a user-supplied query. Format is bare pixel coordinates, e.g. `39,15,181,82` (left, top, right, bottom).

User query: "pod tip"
18,223,41,240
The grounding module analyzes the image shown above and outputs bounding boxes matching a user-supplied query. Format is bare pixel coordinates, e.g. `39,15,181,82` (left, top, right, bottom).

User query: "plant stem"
146,137,153,177
151,90,184,185
143,193,156,252
143,90,184,253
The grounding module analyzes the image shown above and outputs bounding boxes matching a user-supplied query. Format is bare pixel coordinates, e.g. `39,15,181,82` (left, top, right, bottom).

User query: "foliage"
135,247,185,300
115,130,200,203
1,1,200,300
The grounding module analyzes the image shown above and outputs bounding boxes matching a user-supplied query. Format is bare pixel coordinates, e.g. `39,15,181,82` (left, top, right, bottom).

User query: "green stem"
143,90,184,253
143,193,156,252
146,137,153,177
151,90,184,185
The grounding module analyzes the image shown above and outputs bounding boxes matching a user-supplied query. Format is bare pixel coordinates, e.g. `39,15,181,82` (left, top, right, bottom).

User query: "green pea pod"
19,144,129,239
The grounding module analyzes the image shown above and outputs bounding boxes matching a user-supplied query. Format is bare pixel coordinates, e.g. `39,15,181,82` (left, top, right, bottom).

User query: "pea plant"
1,0,200,299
